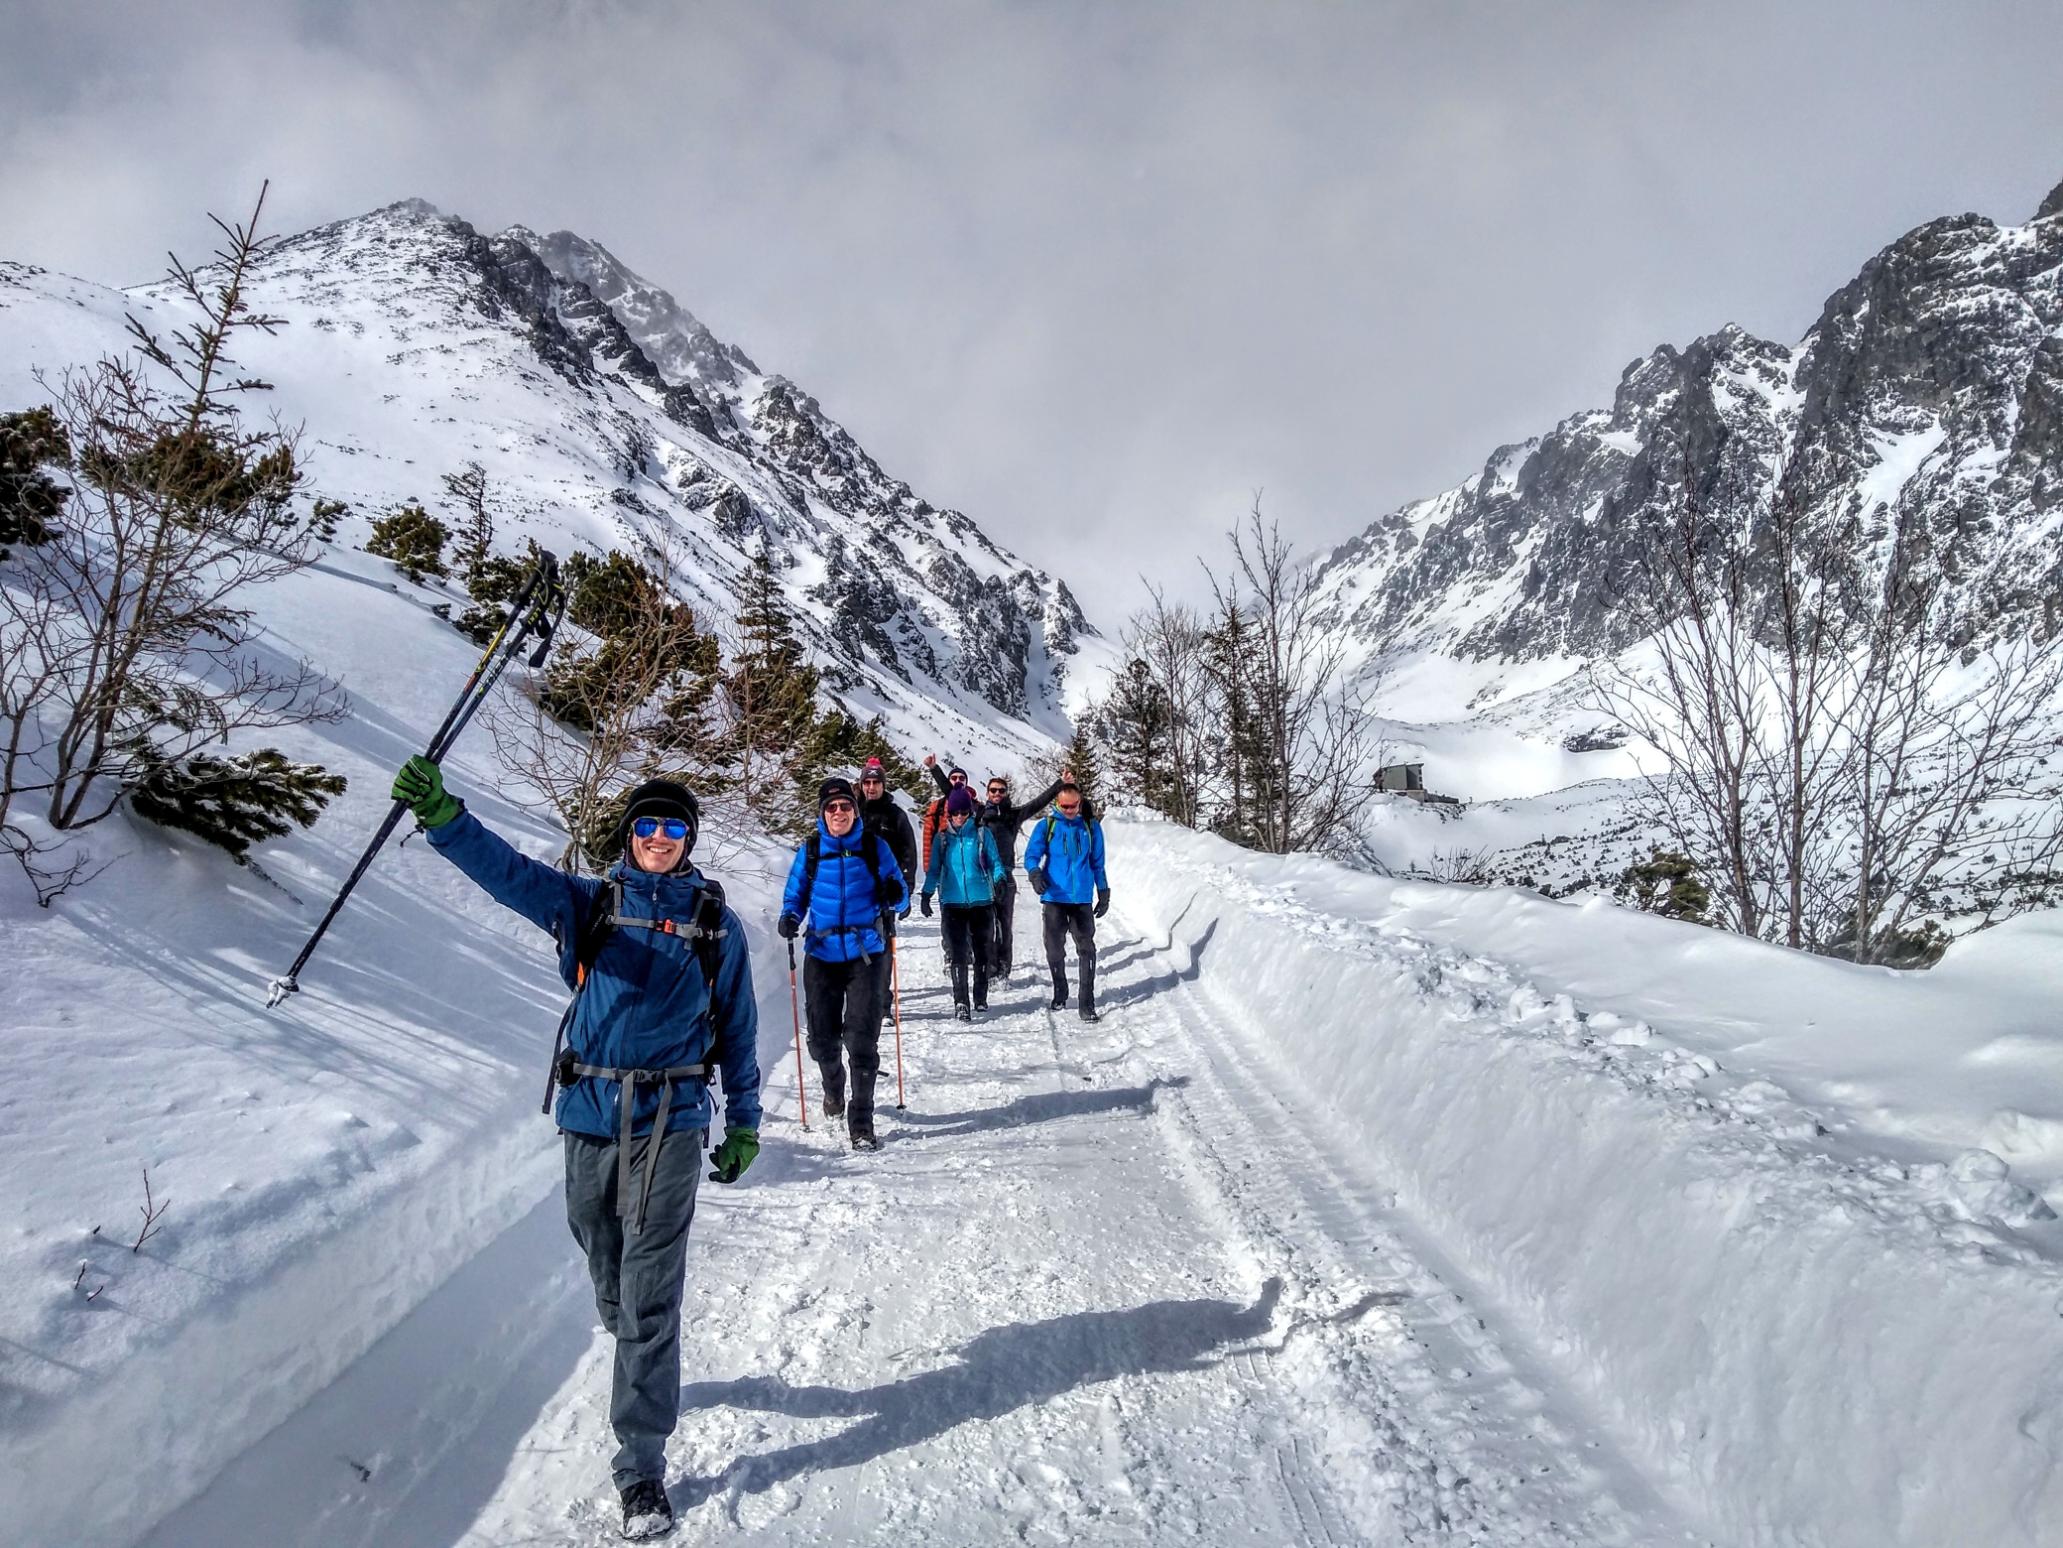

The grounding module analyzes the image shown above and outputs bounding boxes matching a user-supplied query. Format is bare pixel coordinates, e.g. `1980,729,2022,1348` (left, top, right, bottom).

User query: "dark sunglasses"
1055,802,1082,815
987,782,1008,794
631,817,689,841
859,773,885,784
823,800,857,815
949,773,967,784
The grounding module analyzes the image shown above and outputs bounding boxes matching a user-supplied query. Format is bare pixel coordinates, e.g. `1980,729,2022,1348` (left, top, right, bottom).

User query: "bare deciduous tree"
0,186,340,896
1203,502,1381,856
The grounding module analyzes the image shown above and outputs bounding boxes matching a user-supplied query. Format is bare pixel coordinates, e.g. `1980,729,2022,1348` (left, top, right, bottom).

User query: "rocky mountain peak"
1312,182,2063,671
2038,178,2063,223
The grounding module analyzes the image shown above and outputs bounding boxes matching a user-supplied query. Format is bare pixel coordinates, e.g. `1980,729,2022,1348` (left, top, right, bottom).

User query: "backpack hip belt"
557,1052,710,1232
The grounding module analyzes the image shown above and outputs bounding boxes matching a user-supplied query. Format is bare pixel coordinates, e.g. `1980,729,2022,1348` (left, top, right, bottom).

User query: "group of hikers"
386,745,1110,1539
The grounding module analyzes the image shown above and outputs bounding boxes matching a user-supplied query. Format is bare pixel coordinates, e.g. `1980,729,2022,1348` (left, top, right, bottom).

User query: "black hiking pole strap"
266,555,559,1008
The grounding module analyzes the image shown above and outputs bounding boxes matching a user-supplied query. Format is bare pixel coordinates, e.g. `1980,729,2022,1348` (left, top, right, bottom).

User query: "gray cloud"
4,0,2059,626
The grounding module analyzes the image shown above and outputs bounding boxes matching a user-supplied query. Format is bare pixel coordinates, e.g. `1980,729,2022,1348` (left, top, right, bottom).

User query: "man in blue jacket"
389,760,761,1541
778,777,908,1150
1022,781,1111,1022
920,784,1007,1019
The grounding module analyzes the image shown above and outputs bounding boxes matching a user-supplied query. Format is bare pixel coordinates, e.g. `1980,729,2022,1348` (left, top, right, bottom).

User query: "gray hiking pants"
564,1126,705,1489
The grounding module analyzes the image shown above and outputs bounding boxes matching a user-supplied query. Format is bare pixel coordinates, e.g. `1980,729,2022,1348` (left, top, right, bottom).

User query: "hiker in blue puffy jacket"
389,762,760,1540
921,784,1007,1019
1022,781,1111,1022
778,777,907,1150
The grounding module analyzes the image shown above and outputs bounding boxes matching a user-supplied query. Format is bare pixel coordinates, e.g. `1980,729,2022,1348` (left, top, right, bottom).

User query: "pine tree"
365,503,449,584
1101,657,1175,816
1062,719,1104,804
726,549,820,832
125,746,346,863
441,462,494,591
0,405,72,556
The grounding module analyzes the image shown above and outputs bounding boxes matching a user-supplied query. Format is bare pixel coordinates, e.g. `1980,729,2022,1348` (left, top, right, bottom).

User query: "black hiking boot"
849,1107,879,1150
1079,1005,1100,1023
954,1003,972,1022
620,1478,674,1540
973,996,987,1013
1049,975,1068,1011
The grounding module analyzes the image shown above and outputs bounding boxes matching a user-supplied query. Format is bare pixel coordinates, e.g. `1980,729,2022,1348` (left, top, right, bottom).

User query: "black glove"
1027,868,1048,897
1094,887,1111,918
777,912,800,940
919,893,933,917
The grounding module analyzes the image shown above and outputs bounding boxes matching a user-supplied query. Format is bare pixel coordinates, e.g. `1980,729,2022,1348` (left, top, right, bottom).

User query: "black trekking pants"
563,1126,704,1490
990,874,1018,974
1042,901,1097,1011
804,952,885,1117
940,903,993,1008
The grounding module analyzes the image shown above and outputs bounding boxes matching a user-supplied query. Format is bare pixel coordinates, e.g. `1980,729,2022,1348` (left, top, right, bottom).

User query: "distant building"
1375,762,1425,795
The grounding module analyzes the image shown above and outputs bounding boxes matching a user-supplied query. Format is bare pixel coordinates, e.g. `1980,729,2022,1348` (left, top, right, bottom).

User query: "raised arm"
427,808,587,943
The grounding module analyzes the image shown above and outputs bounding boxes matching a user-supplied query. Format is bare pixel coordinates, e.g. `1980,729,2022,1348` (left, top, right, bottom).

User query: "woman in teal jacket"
921,785,1006,1018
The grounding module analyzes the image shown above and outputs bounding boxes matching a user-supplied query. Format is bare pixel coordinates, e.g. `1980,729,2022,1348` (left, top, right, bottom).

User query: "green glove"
391,755,462,829
708,1127,759,1184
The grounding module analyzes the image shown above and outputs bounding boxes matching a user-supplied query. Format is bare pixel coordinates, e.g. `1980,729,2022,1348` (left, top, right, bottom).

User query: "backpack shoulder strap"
690,878,727,994
572,878,620,984
797,831,823,915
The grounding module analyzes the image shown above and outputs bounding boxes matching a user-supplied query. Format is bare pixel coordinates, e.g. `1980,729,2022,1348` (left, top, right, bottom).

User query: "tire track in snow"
1096,899,1706,1547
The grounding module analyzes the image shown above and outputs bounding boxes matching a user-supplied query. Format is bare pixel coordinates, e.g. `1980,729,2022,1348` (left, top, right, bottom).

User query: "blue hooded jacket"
923,817,1005,907
1022,810,1108,906
781,818,908,962
427,809,763,1139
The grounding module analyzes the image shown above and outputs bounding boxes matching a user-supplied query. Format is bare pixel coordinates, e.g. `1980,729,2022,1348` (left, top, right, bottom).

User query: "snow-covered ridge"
1311,182,2063,694
0,196,1106,768
1113,819,2063,1548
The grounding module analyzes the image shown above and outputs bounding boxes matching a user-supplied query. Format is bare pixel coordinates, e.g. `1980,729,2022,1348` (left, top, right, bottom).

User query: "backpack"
921,797,949,873
541,872,729,1113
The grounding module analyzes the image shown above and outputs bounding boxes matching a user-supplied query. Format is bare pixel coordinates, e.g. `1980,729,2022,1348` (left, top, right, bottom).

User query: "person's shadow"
895,1076,1188,1141
677,1277,1283,1500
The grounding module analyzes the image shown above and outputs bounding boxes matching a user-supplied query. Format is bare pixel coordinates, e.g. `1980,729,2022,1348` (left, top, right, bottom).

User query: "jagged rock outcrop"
1314,183,2063,665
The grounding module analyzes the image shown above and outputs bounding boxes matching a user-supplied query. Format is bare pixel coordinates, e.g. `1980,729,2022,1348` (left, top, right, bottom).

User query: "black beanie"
818,776,857,813
614,778,699,857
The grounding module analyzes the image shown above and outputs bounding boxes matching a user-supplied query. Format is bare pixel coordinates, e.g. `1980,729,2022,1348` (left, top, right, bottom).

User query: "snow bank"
1108,817,2063,1548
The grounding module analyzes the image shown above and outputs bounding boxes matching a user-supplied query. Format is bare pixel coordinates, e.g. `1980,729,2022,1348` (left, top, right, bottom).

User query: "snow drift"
1108,816,2063,1548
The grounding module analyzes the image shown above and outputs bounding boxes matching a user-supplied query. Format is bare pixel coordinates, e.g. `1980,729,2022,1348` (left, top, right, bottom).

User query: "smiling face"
627,814,689,873
824,798,857,837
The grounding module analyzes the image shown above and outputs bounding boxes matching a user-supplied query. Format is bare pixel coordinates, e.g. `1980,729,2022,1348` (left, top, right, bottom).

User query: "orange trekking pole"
787,938,809,1130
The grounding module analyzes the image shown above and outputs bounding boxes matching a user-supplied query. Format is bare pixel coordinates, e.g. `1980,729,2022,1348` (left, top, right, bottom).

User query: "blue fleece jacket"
426,808,762,1139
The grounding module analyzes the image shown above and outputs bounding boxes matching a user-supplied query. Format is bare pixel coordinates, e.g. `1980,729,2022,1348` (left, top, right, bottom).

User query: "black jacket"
858,791,918,884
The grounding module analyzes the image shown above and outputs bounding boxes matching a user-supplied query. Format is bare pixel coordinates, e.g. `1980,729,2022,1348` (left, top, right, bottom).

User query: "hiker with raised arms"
920,783,1008,1019
388,761,761,1542
1022,780,1111,1023
777,777,908,1150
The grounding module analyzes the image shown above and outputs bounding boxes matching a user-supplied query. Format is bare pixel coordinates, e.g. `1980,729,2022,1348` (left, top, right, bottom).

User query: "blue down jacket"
1022,811,1108,906
924,818,1005,907
427,809,762,1139
780,818,909,963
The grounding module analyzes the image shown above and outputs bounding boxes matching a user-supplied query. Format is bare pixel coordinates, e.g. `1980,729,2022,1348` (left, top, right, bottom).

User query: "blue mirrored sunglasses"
631,816,690,841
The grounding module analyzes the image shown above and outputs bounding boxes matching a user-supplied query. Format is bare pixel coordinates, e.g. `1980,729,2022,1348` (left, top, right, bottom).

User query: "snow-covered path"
139,885,1696,1548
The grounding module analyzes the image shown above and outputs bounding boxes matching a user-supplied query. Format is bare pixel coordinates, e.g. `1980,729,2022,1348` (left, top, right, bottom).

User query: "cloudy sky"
4,0,2060,625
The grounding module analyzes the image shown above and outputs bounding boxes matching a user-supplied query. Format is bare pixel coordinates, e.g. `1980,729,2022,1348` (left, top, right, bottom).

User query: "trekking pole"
266,555,562,1008
787,938,810,1130
890,926,906,1110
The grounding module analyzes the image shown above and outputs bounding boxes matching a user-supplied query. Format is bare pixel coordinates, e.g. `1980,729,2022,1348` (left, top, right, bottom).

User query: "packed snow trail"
140,885,1697,1548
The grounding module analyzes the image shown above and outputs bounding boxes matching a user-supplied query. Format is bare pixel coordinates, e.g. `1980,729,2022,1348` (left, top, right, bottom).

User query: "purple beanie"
945,785,976,817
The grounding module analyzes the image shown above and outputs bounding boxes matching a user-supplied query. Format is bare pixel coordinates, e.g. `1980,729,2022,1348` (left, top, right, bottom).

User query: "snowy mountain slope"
1312,177,2063,726
0,196,1104,768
